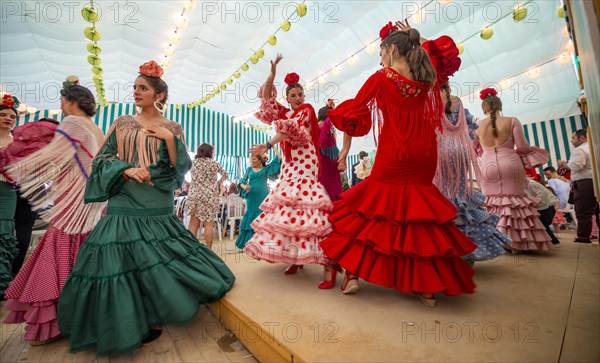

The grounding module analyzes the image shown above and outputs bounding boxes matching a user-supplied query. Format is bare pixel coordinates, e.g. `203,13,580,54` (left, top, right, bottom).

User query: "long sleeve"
237,167,250,199
254,84,289,125
464,108,478,140
472,133,483,157
512,118,550,168
328,73,379,137
567,147,587,171
273,106,313,147
149,124,192,192
265,156,282,180
84,128,132,203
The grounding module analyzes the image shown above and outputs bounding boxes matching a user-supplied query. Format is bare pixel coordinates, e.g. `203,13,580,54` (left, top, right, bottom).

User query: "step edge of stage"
210,299,306,363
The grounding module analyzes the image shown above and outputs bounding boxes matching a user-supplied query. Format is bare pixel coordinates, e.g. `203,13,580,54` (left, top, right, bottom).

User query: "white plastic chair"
226,196,246,240
559,203,577,228
175,196,188,227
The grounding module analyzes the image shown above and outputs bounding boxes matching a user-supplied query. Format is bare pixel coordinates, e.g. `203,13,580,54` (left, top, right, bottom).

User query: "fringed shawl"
102,115,186,169
6,116,105,234
433,99,481,198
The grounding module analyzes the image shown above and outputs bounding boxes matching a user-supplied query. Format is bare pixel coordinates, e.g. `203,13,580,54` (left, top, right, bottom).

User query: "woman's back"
476,116,515,149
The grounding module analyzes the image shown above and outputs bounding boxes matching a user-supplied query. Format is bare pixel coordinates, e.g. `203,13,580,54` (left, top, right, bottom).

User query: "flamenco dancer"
244,54,337,289
319,23,477,306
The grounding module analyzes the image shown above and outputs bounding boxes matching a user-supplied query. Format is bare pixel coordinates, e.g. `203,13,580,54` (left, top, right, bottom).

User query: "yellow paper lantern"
250,55,259,64
513,6,528,22
215,88,221,95
257,48,265,58
268,35,277,46
92,74,103,82
241,63,249,71
480,28,493,40
92,65,103,75
234,71,241,79
86,42,101,55
87,55,101,66
81,4,99,23
457,43,464,55
297,3,307,17
220,83,227,90
557,7,566,18
84,26,101,41
281,20,291,32
226,78,233,85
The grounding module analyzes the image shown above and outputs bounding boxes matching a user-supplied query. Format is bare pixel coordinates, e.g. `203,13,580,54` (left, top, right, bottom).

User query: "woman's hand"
144,125,173,141
124,167,151,183
249,143,269,156
396,19,411,31
270,54,283,75
337,158,347,172
241,184,251,193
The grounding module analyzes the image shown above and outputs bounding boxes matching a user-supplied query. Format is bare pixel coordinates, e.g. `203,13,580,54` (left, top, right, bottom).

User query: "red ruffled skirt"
320,155,477,296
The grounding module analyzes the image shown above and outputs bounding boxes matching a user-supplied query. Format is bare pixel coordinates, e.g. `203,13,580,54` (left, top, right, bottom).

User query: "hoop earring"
154,100,166,114
390,54,394,67
135,106,142,115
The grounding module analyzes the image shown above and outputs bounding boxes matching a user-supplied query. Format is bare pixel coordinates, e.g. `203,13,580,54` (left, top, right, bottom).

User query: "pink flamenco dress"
319,66,477,296
474,118,554,251
243,86,333,265
2,117,105,342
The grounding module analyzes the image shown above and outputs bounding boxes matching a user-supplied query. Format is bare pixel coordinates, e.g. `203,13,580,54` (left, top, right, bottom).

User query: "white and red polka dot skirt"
244,143,333,265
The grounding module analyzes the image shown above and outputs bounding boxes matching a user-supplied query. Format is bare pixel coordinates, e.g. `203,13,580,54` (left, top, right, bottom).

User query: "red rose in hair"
284,72,300,86
379,21,399,41
479,87,498,100
139,60,164,78
422,36,461,85
2,94,15,108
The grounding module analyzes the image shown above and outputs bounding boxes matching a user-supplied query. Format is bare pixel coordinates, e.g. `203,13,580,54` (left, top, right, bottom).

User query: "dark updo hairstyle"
0,105,18,117
481,93,503,137
440,82,453,115
60,85,97,116
381,28,437,87
195,143,214,159
317,105,331,121
286,83,303,97
137,75,169,108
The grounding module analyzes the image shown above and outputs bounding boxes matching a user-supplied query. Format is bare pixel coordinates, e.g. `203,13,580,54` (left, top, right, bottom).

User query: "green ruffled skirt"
57,209,235,356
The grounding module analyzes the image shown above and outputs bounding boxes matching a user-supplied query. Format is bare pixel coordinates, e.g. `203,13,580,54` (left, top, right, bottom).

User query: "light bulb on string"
366,43,378,55
347,54,359,66
318,75,326,84
183,0,197,11
165,45,176,57
411,10,423,24
527,67,540,78
175,15,188,29
565,41,574,52
558,53,571,64
500,80,511,89
169,31,181,45
332,65,341,75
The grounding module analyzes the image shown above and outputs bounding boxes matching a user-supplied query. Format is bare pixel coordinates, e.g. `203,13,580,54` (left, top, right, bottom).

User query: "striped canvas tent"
17,103,270,157
17,104,271,181
522,114,588,174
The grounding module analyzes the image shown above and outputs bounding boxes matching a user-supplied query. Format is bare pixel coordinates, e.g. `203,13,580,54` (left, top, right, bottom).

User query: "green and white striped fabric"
522,114,588,173
17,103,270,157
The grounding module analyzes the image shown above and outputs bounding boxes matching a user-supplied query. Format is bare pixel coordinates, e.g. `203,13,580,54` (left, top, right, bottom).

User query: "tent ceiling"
1,1,581,153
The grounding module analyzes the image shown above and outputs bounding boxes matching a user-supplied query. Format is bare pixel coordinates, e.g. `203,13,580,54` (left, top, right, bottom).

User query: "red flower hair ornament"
284,72,300,86
380,21,399,41
2,94,20,109
421,36,461,85
479,87,498,100
139,60,164,79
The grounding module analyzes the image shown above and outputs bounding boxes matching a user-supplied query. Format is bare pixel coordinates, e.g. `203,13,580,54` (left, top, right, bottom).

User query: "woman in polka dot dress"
244,54,335,287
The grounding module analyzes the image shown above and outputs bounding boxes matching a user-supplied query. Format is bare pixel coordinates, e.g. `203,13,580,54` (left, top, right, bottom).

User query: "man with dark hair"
558,128,598,243
351,151,368,186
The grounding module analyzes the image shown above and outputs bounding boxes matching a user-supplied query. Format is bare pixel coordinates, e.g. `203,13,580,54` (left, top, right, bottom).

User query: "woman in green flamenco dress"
0,96,19,299
57,61,235,357
235,148,281,249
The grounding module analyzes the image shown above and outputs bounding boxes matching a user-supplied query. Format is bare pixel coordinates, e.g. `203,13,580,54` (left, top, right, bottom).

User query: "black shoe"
142,328,162,344
573,238,592,243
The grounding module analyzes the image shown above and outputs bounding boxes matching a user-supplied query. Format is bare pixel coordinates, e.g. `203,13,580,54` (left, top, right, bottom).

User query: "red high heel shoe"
317,264,341,289
284,264,303,275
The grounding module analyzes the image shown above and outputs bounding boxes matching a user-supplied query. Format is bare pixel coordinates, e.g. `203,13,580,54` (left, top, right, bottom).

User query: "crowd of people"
0,20,597,357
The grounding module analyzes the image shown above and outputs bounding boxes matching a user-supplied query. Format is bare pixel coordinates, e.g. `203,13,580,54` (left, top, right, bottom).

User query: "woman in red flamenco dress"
319,23,477,306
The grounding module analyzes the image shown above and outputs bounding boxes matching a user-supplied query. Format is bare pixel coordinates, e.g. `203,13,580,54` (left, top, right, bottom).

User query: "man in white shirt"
558,129,598,243
524,178,561,245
